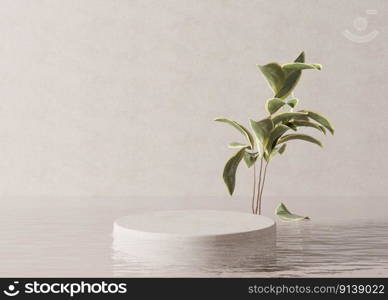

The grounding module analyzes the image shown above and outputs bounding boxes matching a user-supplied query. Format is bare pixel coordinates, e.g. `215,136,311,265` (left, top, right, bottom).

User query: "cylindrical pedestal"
112,210,275,275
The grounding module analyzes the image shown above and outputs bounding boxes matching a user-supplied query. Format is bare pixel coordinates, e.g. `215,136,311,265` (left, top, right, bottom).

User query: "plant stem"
255,157,264,214
257,161,269,215
251,163,256,214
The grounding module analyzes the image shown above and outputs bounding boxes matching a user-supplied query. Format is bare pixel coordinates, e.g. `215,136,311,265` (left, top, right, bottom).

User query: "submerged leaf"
299,110,334,135
215,117,255,148
257,63,285,94
276,203,310,221
265,98,286,114
277,133,323,147
222,147,248,195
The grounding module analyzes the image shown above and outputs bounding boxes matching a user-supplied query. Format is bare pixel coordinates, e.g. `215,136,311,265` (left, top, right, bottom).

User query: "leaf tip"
223,176,235,196
295,51,305,63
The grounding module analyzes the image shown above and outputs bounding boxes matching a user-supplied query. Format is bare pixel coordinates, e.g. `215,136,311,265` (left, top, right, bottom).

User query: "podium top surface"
114,210,275,237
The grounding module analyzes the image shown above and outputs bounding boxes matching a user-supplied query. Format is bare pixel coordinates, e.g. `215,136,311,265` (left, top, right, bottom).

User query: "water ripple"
112,220,388,277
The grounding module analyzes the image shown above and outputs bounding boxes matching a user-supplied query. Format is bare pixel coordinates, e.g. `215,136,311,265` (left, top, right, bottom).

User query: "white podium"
112,210,276,272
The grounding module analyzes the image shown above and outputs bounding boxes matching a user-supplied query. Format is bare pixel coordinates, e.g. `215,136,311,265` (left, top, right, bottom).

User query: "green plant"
215,52,334,216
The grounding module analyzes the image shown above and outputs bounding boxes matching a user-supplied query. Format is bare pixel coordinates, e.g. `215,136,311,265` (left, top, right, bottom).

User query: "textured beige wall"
0,0,387,198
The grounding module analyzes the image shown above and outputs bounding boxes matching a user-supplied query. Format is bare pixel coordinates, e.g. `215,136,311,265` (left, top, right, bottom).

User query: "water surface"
1,197,387,277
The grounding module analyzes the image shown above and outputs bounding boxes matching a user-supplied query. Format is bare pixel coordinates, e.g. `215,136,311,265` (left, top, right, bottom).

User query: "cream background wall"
0,0,387,199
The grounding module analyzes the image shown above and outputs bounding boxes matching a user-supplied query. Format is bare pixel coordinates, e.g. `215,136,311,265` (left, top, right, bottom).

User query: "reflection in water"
113,229,276,277
112,221,388,277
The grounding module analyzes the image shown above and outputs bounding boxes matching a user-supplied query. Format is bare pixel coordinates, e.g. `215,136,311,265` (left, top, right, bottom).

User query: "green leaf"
228,142,248,149
271,112,308,125
287,98,299,108
285,122,298,131
278,143,287,154
282,62,322,71
276,202,310,221
265,98,286,114
257,63,285,94
222,147,248,195
275,52,319,99
294,51,305,63
215,117,255,148
299,110,334,135
292,114,310,121
267,124,290,152
243,151,258,168
283,52,305,77
249,118,274,145
290,120,326,134
275,69,301,99
268,143,287,161
275,52,304,98
277,133,322,147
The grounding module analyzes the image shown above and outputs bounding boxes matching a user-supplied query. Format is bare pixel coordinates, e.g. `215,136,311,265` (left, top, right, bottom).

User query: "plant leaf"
284,52,305,77
276,202,310,221
275,52,304,98
268,143,287,161
228,142,248,149
222,147,248,195
257,63,285,94
277,133,323,147
215,117,255,148
249,118,274,145
271,112,308,125
265,98,286,114
243,151,258,168
285,122,298,131
294,51,305,63
287,98,299,108
290,120,326,134
267,124,290,152
292,114,310,121
299,110,334,135
278,143,287,154
275,69,301,99
275,51,316,99
282,62,322,71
